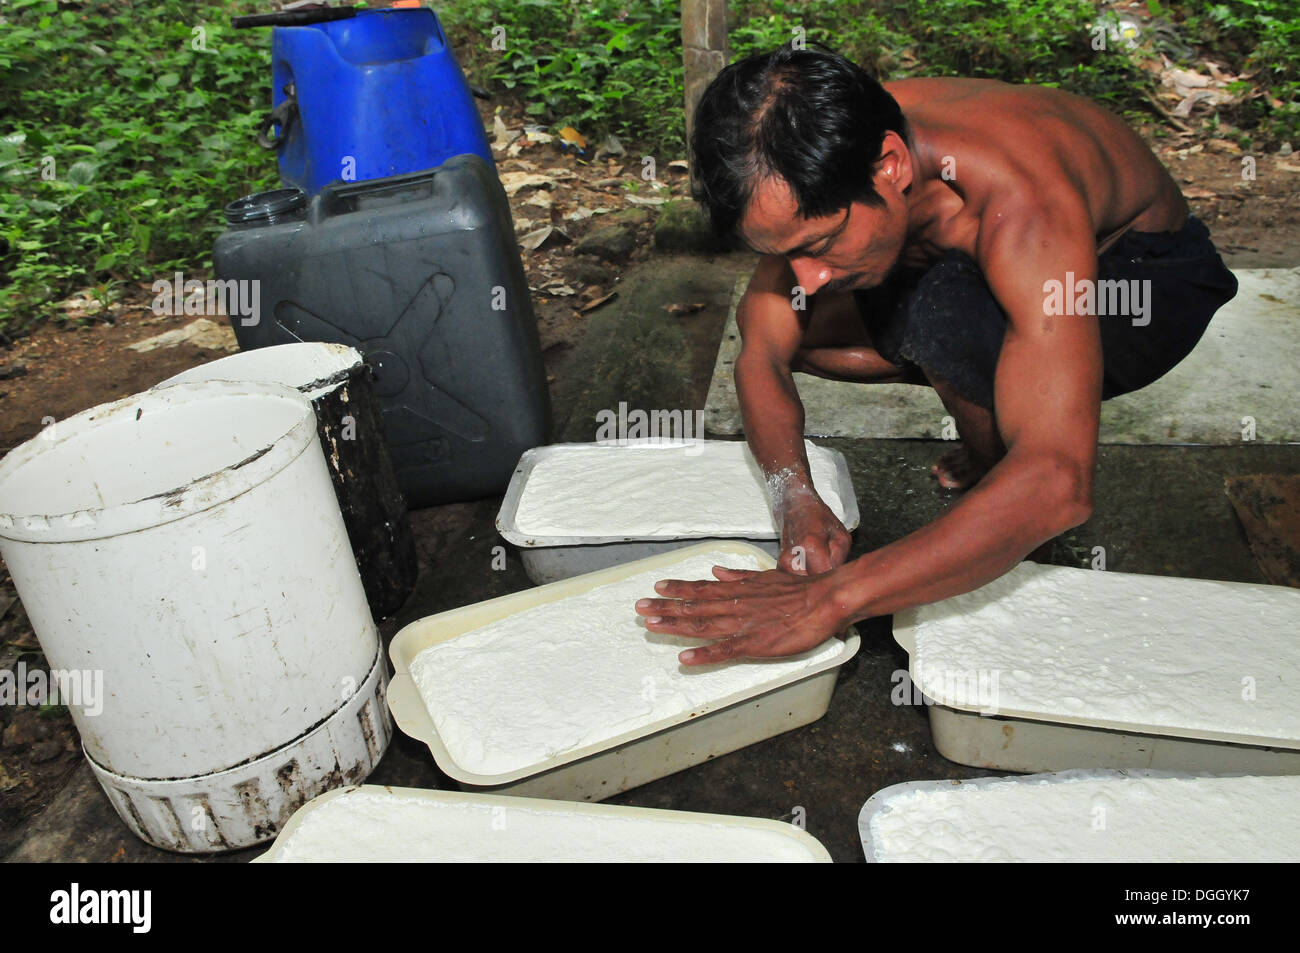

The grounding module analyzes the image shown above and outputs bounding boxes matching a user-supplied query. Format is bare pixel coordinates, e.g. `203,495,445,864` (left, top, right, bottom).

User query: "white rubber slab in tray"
256,784,831,863
386,542,859,796
496,438,860,585
705,268,1300,444
498,438,858,544
892,561,1300,761
859,770,1300,863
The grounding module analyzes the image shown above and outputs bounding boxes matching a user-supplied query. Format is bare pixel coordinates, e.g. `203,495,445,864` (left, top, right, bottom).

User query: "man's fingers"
635,595,747,619
782,539,827,575
777,548,799,572
679,634,754,666
648,577,757,600
643,613,741,639
711,565,758,581
805,543,834,575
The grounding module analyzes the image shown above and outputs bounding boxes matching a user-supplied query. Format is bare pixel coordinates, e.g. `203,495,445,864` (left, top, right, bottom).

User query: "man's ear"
873,131,913,196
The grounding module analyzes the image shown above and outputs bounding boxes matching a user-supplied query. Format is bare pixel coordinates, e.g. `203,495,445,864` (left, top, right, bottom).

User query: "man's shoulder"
887,76,1089,116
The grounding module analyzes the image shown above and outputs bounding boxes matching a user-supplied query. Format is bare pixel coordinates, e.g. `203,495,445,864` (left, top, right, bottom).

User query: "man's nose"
788,257,831,296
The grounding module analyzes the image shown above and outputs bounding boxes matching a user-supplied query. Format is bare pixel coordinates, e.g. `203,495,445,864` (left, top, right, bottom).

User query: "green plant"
438,0,1161,153
0,0,276,334
5,0,1295,337
1171,0,1300,143
442,0,685,152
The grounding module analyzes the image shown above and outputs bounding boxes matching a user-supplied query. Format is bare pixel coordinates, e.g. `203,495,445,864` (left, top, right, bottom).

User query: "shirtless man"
634,44,1238,664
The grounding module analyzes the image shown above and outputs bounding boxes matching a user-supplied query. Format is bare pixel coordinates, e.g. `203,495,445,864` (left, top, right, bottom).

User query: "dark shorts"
852,215,1239,409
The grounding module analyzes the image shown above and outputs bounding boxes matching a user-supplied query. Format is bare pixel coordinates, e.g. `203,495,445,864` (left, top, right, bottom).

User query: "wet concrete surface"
5,252,1296,863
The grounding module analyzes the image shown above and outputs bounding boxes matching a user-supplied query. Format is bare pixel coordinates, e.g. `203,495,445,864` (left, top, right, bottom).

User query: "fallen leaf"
492,113,518,151
522,125,554,145
593,134,625,160
663,302,705,315
499,171,556,196
1163,67,1215,91
518,225,569,251
580,292,618,313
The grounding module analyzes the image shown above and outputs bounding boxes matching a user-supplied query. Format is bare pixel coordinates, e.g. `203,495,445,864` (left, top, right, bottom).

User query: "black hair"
690,43,908,241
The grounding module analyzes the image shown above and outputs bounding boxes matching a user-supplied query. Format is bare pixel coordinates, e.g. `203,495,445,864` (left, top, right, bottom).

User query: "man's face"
737,131,913,295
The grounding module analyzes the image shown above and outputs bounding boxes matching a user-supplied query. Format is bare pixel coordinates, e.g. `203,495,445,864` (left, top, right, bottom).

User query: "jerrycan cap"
224,188,308,226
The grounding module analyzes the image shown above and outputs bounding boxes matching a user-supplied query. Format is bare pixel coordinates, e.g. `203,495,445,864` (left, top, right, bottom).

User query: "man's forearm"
830,446,1092,622
735,355,818,508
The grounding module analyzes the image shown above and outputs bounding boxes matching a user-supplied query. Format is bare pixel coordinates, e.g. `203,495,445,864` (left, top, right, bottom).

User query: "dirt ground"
1,104,1297,841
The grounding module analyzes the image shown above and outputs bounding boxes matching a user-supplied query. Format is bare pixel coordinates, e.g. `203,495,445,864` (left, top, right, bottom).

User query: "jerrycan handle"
257,84,298,150
315,169,438,221
232,5,357,29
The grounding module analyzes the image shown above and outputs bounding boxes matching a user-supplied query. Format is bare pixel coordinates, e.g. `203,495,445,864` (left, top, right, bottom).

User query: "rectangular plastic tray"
892,602,1300,775
254,783,832,862
387,541,860,801
858,769,1300,862
495,440,861,584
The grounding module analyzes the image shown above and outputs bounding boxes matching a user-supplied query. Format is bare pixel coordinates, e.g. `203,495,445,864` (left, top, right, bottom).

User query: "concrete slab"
705,267,1300,445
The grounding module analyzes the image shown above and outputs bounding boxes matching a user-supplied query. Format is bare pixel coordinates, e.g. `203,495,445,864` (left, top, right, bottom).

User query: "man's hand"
777,490,851,574
732,256,855,574
634,564,849,666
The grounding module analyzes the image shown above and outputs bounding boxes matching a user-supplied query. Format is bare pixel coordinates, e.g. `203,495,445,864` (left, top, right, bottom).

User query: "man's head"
691,44,913,294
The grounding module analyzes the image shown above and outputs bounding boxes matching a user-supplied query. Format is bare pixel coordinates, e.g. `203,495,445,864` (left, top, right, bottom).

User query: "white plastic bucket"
157,340,361,400
0,380,387,850
155,343,417,619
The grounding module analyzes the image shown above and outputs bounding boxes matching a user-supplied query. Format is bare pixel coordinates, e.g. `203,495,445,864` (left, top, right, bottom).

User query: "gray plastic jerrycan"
214,154,551,507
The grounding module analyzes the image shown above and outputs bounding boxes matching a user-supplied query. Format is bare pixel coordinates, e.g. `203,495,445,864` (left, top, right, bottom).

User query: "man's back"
884,78,1188,261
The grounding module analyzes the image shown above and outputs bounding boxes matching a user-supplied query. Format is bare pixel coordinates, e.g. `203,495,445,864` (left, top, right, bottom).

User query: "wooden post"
682,0,728,191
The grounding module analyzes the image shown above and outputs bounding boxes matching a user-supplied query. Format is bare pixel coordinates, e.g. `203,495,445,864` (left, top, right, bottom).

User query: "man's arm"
828,193,1101,615
636,193,1102,663
735,255,852,573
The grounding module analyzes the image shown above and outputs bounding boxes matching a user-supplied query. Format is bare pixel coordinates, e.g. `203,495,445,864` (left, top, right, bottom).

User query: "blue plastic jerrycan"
268,6,494,195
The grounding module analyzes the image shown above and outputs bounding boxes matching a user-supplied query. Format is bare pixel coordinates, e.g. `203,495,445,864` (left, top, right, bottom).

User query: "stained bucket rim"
154,341,366,401
0,380,318,543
